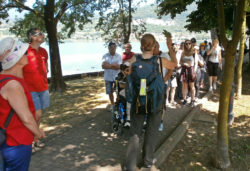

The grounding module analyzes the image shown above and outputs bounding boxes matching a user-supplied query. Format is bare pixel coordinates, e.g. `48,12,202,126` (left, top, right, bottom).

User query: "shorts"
105,81,115,94
207,61,219,76
0,142,32,171
166,77,177,88
30,90,50,110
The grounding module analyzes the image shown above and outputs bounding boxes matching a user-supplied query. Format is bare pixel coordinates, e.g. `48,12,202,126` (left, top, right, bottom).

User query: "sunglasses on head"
32,32,43,37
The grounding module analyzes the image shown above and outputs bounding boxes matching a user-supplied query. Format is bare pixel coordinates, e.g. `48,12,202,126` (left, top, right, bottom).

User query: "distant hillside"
0,4,210,42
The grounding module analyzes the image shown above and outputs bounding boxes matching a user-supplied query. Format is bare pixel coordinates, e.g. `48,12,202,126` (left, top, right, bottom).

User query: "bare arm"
198,56,204,67
206,46,215,56
128,55,136,75
110,63,121,70
1,81,44,139
219,49,222,70
166,37,177,65
194,53,199,72
164,70,173,82
161,57,177,70
102,62,111,69
102,62,120,70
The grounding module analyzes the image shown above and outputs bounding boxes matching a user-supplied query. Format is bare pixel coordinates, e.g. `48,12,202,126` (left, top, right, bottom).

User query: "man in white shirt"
102,42,122,111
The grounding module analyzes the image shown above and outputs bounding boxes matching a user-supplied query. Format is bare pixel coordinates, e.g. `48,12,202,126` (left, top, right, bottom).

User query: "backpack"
126,54,165,114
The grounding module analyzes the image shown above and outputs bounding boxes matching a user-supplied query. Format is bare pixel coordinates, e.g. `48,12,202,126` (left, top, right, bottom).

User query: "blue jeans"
31,90,50,110
0,142,32,171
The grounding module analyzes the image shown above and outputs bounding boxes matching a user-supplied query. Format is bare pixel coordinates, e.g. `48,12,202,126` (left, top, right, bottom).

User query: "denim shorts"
30,90,50,110
105,81,115,94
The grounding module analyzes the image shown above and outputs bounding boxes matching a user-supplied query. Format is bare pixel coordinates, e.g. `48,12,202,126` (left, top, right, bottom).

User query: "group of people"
0,27,223,171
0,28,50,171
102,34,223,170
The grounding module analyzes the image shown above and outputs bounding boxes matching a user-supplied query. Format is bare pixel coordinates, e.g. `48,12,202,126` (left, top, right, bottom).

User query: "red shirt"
0,74,35,146
23,46,49,92
122,52,134,62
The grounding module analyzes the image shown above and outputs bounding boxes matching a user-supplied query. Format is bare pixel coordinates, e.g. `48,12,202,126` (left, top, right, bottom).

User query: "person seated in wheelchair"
114,62,131,128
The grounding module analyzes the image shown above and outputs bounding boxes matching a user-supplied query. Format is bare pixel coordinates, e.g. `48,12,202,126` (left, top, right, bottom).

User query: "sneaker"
209,86,213,92
182,100,187,106
124,121,131,128
170,101,177,105
158,122,163,131
190,101,195,107
213,83,217,90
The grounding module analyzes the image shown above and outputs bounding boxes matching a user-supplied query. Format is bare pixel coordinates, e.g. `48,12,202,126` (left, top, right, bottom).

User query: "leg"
109,93,114,106
170,87,176,103
142,110,161,166
189,82,195,101
125,111,145,170
209,76,213,90
166,87,170,105
35,110,42,126
182,82,188,101
105,81,115,109
1,143,32,171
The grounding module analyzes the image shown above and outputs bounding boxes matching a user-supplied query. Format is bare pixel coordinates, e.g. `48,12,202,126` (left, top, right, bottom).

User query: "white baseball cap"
0,37,29,70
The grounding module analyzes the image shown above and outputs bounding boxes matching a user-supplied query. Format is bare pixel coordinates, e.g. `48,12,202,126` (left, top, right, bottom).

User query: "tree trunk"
246,12,250,71
44,0,66,92
127,0,132,43
216,0,246,169
210,28,218,40
216,47,235,169
235,12,246,98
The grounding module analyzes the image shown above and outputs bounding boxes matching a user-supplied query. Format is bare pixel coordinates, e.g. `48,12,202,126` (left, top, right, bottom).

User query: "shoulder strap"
0,77,15,129
135,54,143,61
0,77,14,83
159,57,164,79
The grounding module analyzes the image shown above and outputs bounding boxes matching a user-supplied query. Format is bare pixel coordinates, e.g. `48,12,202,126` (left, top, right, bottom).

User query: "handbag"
0,77,14,146
0,109,14,146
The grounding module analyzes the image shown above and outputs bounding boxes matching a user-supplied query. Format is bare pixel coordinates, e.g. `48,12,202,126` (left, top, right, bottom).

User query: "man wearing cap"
102,42,122,112
23,28,50,134
122,43,134,63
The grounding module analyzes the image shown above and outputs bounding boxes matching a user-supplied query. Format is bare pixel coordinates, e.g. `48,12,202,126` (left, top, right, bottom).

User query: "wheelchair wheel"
111,111,121,134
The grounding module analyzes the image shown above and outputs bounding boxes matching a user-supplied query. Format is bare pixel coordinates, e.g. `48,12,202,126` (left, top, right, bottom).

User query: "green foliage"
1,0,111,42
95,0,146,46
156,0,194,19
156,0,235,33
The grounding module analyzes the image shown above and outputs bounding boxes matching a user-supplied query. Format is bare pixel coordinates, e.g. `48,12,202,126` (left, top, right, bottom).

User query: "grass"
41,76,108,136
161,71,250,171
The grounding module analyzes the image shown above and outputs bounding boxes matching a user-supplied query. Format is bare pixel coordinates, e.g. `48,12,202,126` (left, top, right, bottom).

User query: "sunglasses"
185,42,191,45
32,32,43,37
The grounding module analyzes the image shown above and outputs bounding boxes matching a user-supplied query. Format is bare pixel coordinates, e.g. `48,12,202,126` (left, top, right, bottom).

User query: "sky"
24,0,156,7
8,0,156,19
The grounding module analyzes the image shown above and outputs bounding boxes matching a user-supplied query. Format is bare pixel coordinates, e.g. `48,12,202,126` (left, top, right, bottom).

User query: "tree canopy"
0,0,111,91
156,0,235,34
95,0,146,46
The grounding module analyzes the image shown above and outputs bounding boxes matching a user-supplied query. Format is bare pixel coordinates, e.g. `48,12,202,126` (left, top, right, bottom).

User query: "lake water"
43,41,170,76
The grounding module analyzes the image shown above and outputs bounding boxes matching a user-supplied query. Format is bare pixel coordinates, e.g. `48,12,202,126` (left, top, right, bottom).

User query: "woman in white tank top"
180,40,198,107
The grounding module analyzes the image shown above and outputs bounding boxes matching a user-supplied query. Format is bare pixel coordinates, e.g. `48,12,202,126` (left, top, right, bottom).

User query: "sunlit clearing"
101,131,109,137
74,154,96,166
